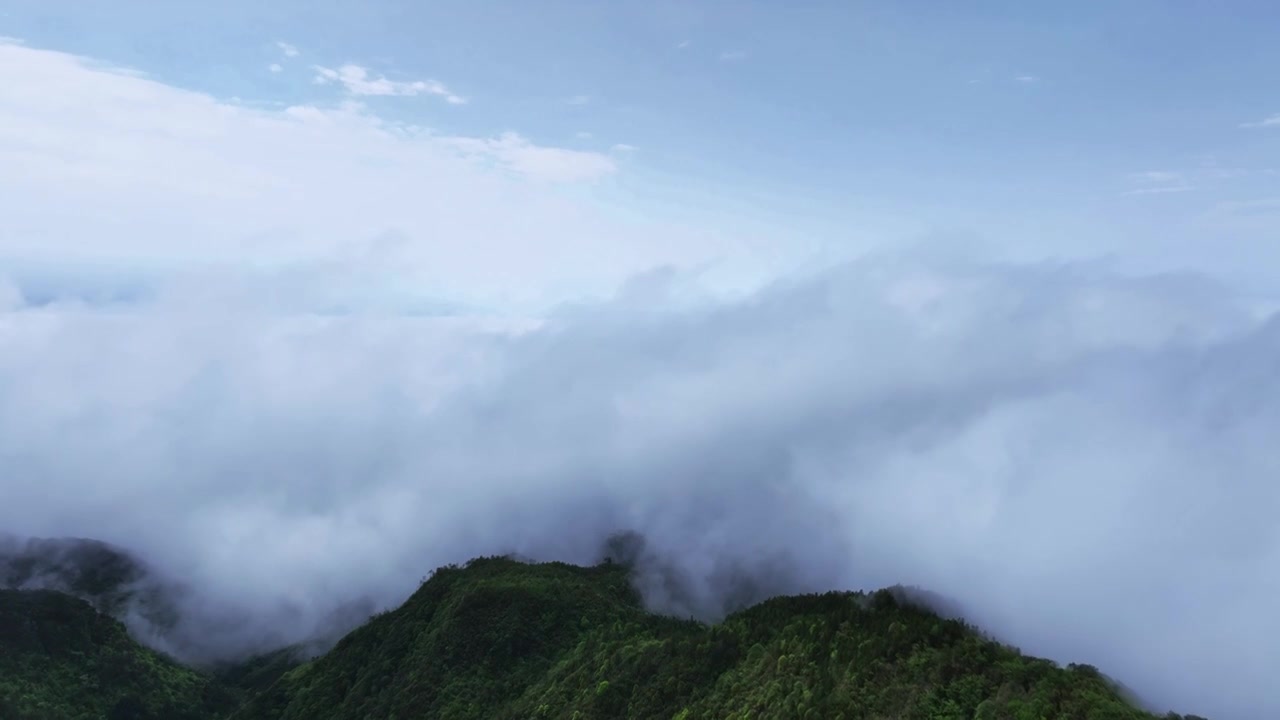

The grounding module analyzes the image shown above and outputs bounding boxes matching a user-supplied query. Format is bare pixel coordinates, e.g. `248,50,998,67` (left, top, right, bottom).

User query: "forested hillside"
230,556,1209,720
0,589,236,720
0,544,1213,719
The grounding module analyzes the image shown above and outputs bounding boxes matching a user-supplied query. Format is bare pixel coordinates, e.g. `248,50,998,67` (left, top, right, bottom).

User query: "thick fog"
0,257,1275,719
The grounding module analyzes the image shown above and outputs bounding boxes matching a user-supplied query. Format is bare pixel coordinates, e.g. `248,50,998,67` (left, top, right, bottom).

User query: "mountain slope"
0,536,148,615
233,556,1208,720
0,589,237,720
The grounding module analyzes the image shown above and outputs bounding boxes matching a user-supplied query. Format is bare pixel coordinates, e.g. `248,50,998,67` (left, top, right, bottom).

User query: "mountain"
0,536,351,666
0,542,1211,719
231,556,1208,720
0,536,148,614
0,589,237,720
0,535,185,643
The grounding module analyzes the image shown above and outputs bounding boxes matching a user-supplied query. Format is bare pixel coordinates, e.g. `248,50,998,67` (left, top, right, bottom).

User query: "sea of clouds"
1,257,1276,719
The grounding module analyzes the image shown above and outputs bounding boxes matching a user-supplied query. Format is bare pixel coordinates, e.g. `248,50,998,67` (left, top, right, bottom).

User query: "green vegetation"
0,589,236,720
209,647,306,700
1,554,1210,719
0,537,146,616
232,556,1206,720
0,536,183,640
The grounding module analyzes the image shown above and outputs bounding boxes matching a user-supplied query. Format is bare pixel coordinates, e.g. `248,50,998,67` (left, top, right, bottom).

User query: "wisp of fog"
0,257,1275,719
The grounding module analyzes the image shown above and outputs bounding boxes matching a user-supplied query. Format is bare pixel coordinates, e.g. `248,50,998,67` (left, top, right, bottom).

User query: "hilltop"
0,542,1213,719
0,536,149,614
0,589,236,720
231,556,1208,720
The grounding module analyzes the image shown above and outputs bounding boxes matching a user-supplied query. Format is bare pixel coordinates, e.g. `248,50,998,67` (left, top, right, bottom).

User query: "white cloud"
1203,166,1251,180
312,64,467,104
0,276,22,310
719,50,747,62
1124,164,1274,198
1215,197,1280,215
1130,170,1182,184
444,131,618,183
575,131,593,139
0,42,743,309
1240,113,1280,129
1015,74,1038,83
276,41,300,58
677,40,690,50
610,143,637,153
268,63,283,74
0,257,1274,720
1126,185,1192,194
1123,170,1192,196
1123,185,1192,196
566,95,590,106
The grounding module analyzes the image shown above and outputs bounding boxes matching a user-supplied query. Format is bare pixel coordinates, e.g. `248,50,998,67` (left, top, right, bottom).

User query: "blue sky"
3,1,1280,307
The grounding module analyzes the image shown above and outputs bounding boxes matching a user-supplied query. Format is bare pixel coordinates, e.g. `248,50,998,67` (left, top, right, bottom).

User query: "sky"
2,2,1280,719
3,0,1280,305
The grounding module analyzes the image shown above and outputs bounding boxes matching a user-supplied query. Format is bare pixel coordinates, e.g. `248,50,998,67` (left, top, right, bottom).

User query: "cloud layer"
312,64,467,104
1,255,1276,719
0,40,731,312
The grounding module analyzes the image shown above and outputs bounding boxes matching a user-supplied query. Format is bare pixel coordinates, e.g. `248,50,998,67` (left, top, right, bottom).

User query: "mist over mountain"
229,555,1201,720
0,587,239,720
0,534,381,666
2,553,1211,720
0,256,1269,718
1,536,149,608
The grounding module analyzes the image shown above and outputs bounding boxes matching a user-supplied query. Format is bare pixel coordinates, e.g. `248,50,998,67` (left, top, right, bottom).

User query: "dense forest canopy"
0,547,1212,720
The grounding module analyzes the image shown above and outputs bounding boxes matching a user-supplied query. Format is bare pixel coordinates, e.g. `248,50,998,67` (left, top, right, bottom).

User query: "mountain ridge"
0,588,238,720
231,555,1210,720
0,539,1213,719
